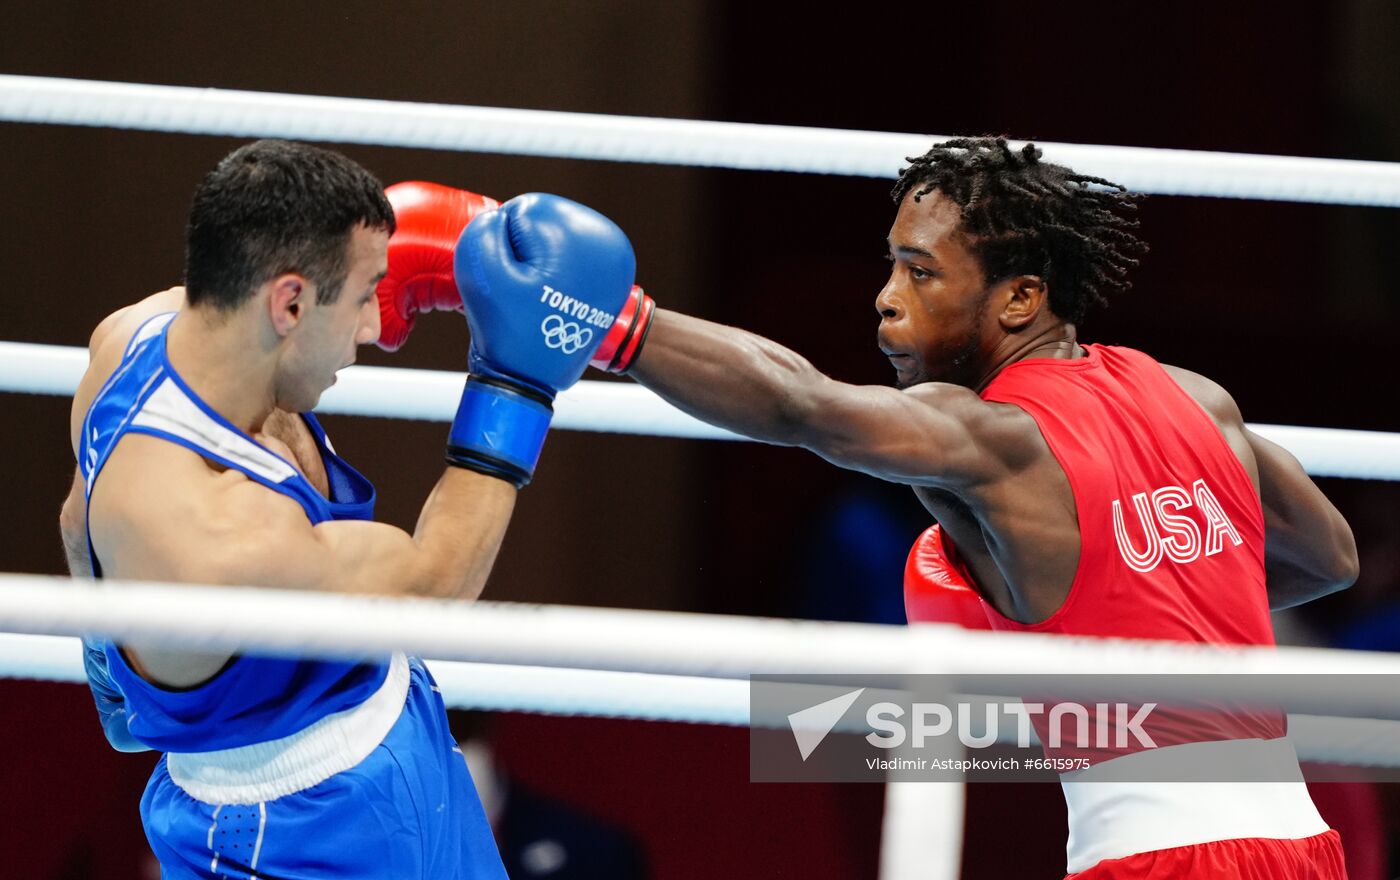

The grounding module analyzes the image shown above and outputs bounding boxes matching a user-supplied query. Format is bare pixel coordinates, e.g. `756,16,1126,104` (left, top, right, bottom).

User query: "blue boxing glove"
82,636,149,752
446,193,635,486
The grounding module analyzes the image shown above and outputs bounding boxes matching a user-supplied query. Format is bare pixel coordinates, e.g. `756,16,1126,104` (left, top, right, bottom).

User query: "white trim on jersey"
125,311,177,358
131,379,299,484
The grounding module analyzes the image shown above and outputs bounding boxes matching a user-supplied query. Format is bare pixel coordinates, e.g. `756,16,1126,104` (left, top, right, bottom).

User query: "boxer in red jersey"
596,137,1359,878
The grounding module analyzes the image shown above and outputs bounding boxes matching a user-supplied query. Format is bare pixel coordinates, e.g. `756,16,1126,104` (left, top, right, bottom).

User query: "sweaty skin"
627,191,1357,623
60,225,517,688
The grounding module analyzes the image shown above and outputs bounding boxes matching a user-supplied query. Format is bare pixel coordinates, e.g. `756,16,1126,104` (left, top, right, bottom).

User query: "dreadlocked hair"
891,137,1147,324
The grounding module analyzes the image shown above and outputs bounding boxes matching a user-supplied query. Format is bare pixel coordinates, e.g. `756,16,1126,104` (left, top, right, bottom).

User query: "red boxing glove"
590,283,655,373
376,181,500,352
903,524,991,629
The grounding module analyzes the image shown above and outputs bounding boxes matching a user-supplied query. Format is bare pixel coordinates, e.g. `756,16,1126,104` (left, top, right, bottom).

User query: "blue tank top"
81,312,389,752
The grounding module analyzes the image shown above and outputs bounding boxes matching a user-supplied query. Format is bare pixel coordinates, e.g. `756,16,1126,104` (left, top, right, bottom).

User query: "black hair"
184,139,395,310
891,136,1147,324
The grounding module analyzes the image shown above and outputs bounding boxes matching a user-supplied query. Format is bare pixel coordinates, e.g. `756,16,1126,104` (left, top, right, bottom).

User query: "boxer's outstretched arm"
1246,428,1359,609
627,309,1020,487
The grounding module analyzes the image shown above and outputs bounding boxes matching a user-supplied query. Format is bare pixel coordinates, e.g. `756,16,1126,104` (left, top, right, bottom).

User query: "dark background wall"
2,2,1399,877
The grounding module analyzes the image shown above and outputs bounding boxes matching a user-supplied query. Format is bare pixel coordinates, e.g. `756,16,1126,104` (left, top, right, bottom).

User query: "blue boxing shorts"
138,655,506,879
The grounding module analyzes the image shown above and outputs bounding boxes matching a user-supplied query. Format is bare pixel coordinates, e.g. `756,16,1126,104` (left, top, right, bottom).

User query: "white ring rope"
6,340,1398,478
5,574,1400,720
5,75,1400,206
2,584,1400,766
7,632,1394,767
0,633,751,726
1,340,735,440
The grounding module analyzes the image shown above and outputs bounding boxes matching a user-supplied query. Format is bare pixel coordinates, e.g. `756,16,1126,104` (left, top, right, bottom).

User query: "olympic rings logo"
540,314,594,355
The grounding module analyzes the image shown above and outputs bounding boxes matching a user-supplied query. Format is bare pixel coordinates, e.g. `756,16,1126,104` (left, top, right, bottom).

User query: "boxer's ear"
268,274,310,336
999,275,1047,330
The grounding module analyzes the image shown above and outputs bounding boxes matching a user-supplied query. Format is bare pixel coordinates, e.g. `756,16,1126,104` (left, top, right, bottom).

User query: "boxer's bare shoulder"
69,287,187,455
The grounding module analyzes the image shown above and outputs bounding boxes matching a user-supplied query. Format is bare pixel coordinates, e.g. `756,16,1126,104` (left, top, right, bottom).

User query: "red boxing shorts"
1067,829,1347,880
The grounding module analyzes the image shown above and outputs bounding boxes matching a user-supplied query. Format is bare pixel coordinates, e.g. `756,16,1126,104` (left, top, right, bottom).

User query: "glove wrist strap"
600,292,655,373
613,295,655,373
446,375,554,487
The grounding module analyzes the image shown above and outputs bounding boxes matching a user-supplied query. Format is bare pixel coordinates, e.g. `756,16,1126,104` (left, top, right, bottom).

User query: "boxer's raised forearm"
410,467,517,600
628,309,835,446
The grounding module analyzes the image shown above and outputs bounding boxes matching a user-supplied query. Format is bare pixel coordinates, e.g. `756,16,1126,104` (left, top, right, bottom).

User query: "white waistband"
166,652,410,805
1061,738,1328,873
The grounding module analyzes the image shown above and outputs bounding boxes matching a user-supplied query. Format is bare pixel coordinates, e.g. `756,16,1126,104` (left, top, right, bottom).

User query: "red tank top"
970,344,1281,754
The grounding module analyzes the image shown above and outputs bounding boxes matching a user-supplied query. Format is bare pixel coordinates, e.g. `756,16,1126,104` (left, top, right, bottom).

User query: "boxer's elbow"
401,562,489,602
1305,508,1360,595
762,353,842,446
58,488,92,577
1298,556,1359,606
769,382,828,446
1265,520,1359,610
1320,521,1360,593
378,531,491,602
58,499,80,545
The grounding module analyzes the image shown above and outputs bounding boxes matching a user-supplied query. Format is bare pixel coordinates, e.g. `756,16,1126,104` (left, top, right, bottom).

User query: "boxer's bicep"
100,439,510,602
164,483,428,598
303,520,430,596
1248,429,1327,527
795,379,997,486
192,479,495,601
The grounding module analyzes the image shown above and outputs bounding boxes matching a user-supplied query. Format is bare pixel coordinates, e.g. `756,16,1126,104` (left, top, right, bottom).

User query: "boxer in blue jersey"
57,140,637,879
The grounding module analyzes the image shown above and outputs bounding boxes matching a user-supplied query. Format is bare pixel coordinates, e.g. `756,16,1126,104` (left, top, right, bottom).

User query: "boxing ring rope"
6,74,1400,205
8,75,1400,880
4,573,1400,725
6,339,1400,479
4,627,1399,767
